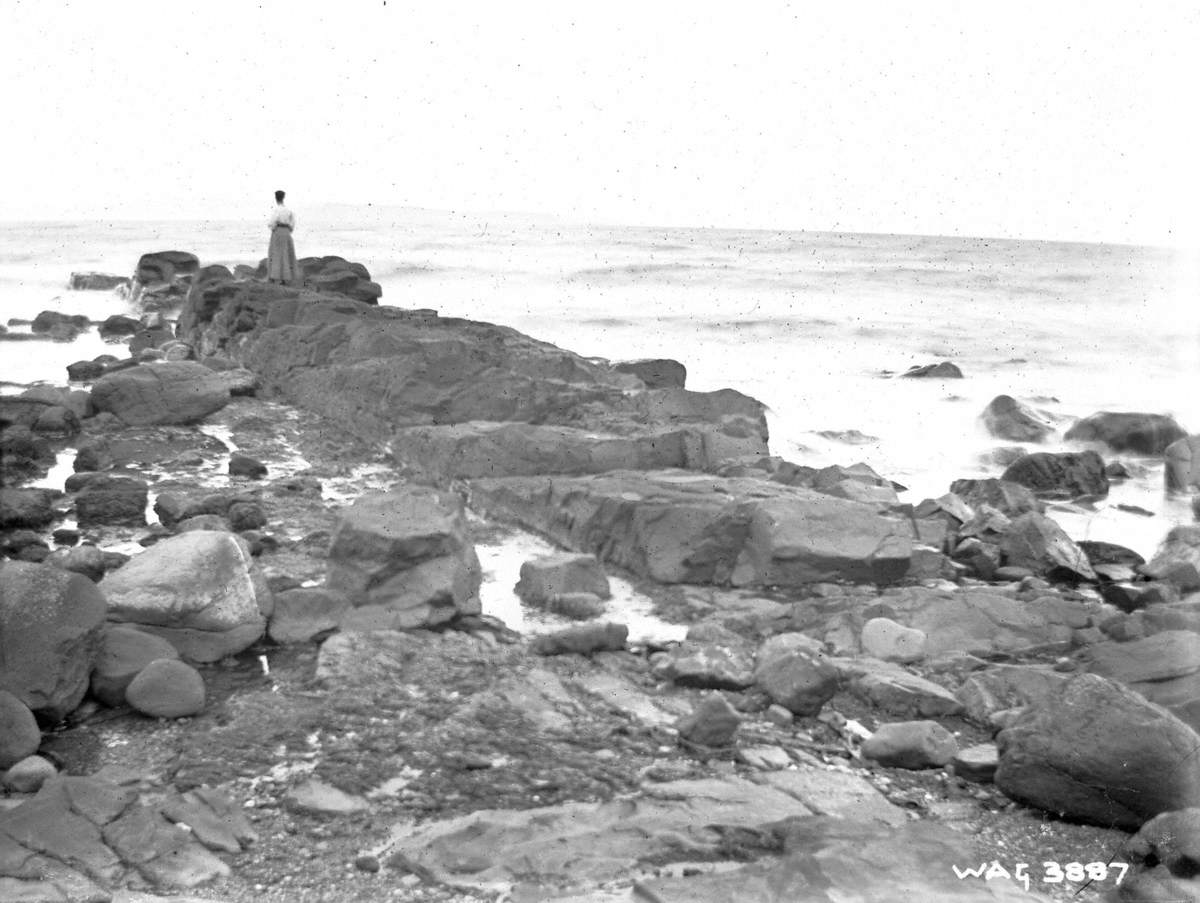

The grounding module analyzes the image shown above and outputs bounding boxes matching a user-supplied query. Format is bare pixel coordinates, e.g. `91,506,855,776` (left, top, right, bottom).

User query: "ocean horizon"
3,209,1198,558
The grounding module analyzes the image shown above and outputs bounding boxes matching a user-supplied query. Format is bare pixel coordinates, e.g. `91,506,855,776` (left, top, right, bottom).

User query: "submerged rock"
1065,411,1187,455
1001,450,1108,498
980,395,1055,443
901,360,963,378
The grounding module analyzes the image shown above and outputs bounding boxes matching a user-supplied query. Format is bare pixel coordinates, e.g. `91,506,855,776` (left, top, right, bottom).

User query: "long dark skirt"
267,226,298,284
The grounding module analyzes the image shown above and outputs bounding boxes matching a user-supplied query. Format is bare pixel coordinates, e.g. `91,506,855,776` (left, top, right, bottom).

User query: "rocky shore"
2,249,1200,902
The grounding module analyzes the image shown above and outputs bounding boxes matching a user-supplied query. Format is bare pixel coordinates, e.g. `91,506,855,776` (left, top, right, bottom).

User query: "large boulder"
471,470,915,587
515,553,611,604
90,362,230,425
0,562,107,720
995,673,1200,828
1065,411,1187,455
997,511,1096,581
326,486,482,630
1143,526,1200,592
1001,450,1109,498
100,531,270,662
980,395,1055,442
1166,435,1200,493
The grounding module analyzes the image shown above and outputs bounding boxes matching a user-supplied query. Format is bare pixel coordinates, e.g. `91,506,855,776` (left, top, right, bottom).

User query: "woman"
266,190,299,285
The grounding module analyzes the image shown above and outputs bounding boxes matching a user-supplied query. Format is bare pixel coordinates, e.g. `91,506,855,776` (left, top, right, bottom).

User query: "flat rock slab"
634,816,1044,902
470,469,915,587
570,672,688,727
878,587,1075,657
1080,631,1200,685
386,771,903,895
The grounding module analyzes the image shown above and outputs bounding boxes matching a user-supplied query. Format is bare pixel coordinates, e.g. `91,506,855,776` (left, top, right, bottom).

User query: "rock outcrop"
175,279,769,481
471,470,916,586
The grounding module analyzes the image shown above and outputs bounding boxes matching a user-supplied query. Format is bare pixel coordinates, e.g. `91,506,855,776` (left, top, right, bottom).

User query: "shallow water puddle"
472,518,687,645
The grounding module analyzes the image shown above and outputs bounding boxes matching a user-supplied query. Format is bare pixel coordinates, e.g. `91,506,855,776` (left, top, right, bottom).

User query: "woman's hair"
275,190,286,204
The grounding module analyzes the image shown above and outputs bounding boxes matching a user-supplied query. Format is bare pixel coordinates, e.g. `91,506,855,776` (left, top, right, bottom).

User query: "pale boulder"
100,531,269,662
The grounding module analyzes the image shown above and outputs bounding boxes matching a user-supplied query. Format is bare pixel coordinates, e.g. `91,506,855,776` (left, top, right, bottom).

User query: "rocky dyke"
1,249,1199,901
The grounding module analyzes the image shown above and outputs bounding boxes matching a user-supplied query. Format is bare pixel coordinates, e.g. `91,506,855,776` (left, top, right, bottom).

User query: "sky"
3,1,1199,246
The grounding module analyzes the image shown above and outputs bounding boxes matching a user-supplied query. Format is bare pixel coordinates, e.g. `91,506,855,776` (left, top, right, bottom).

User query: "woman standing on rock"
266,190,299,285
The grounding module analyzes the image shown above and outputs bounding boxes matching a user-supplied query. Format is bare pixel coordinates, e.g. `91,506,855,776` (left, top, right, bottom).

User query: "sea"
2,206,1198,563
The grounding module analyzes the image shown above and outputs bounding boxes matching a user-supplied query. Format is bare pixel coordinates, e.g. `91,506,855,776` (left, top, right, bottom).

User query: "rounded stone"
125,659,205,718
862,720,958,769
0,689,41,768
90,625,182,707
2,755,57,793
860,618,927,664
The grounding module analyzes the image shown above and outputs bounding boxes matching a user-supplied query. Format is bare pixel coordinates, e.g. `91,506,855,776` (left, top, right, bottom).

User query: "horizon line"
0,205,1190,253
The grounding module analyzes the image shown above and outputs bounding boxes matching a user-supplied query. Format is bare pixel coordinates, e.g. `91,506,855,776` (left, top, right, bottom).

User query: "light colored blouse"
268,205,295,230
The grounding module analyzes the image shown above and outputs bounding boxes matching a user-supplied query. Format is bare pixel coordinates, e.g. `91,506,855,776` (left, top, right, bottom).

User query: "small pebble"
355,855,381,873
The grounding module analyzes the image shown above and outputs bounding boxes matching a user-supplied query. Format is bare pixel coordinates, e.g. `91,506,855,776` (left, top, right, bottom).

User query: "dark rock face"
31,311,90,336
901,361,963,379
1065,411,1187,455
0,425,55,484
998,512,1096,582
471,470,915,587
74,476,149,527
613,358,687,389
69,272,131,291
91,362,230,425
0,562,107,720
1001,450,1109,498
0,488,58,529
995,673,1200,829
980,395,1055,442
175,279,769,481
135,251,200,285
